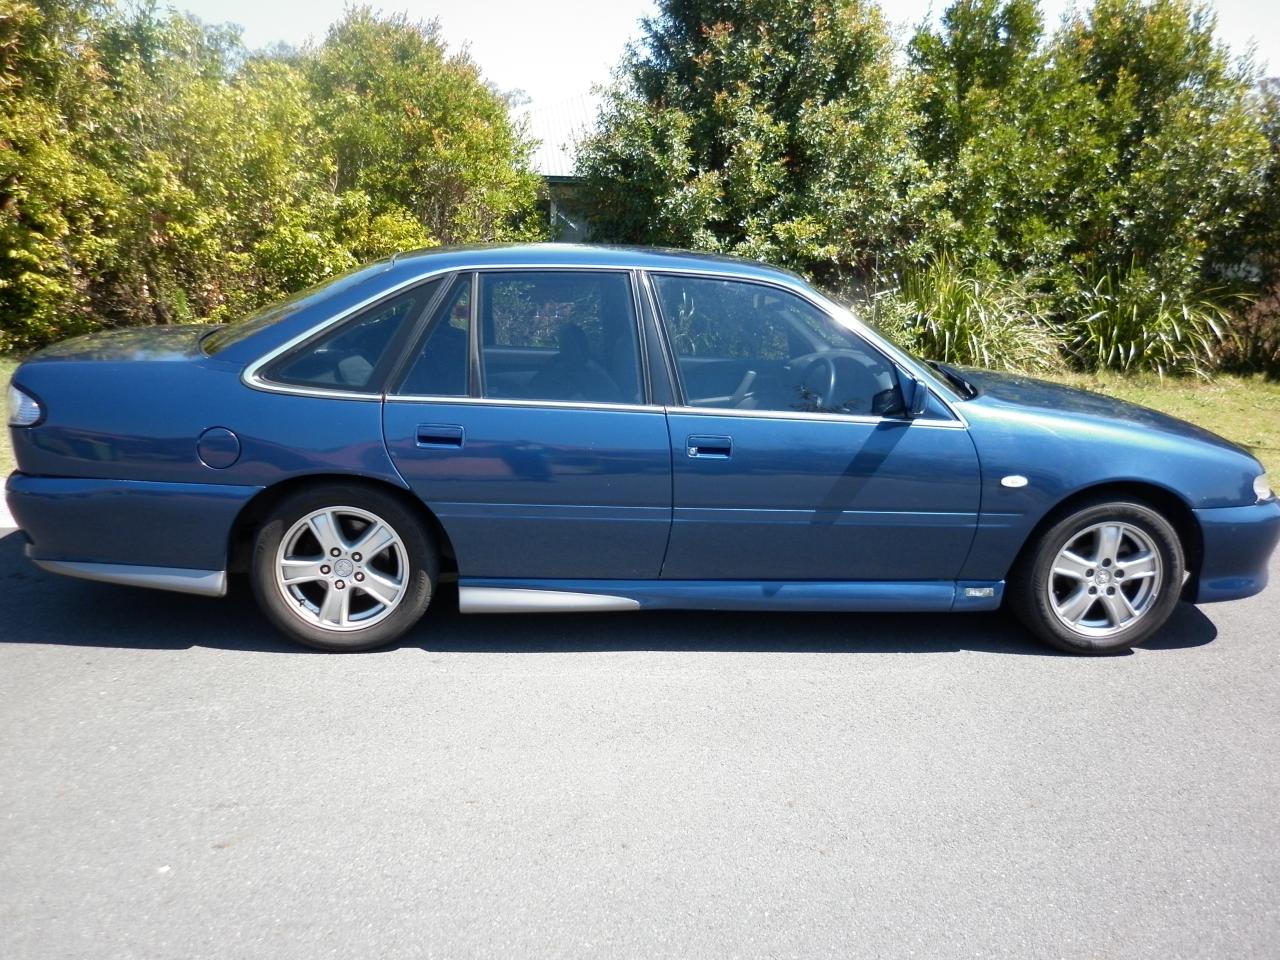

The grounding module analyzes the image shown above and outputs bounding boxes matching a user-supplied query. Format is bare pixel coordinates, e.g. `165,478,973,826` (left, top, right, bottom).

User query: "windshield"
201,261,393,355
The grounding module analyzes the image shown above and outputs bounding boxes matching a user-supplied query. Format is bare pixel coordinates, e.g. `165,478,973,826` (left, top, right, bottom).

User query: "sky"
173,0,1279,107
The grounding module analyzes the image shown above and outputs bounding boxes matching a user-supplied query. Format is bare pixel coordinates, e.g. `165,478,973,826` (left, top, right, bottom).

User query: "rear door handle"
416,424,464,448
686,434,732,459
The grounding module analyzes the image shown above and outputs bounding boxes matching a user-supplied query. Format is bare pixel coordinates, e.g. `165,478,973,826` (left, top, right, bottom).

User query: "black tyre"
1009,498,1185,655
249,484,437,651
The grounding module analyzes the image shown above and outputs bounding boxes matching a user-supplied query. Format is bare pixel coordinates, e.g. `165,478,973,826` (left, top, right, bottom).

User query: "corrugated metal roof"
516,93,600,179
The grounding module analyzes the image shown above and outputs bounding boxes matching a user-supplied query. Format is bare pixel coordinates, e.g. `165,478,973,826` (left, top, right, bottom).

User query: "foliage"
910,0,1269,295
860,257,1062,373
1060,265,1239,376
576,0,932,283
0,1,542,352
579,0,1275,375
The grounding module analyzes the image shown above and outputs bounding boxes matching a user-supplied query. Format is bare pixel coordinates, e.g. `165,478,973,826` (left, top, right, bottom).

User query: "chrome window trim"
240,259,969,427
386,394,662,415
664,405,966,430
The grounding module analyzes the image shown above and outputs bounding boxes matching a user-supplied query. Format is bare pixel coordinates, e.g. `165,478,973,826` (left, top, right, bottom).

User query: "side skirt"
28,550,227,598
458,579,1004,614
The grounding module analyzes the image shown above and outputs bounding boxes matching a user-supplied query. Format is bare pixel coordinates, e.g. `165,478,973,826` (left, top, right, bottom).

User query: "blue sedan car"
6,245,1278,653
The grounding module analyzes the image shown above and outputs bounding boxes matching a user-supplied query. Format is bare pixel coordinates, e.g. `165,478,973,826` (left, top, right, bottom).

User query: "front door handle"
416,424,464,448
686,434,732,459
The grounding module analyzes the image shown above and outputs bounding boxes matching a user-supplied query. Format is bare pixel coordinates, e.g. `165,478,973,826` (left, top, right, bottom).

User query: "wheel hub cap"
274,506,408,633
1047,520,1163,640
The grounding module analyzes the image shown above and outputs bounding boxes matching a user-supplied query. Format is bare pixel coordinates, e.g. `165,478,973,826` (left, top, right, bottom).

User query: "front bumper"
6,473,260,576
1191,498,1280,603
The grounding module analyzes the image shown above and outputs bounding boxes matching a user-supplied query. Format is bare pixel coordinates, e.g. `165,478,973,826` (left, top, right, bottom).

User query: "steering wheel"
789,353,839,411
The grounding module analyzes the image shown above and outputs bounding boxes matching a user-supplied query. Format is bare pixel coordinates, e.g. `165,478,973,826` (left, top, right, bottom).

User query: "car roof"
384,243,810,288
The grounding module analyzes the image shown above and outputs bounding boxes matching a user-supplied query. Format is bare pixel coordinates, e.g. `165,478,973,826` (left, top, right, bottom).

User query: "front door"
649,272,981,582
383,270,671,580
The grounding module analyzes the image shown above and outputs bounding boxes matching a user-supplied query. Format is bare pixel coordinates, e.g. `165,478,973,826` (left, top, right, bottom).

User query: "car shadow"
0,530,1218,656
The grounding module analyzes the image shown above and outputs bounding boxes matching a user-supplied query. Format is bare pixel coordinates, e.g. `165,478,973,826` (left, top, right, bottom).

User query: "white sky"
173,0,1278,106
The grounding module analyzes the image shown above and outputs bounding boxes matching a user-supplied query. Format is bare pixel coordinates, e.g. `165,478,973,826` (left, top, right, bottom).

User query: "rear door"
383,270,672,580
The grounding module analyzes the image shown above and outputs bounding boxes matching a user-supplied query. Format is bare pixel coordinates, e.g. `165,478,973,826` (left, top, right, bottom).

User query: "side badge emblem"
1001,475,1029,489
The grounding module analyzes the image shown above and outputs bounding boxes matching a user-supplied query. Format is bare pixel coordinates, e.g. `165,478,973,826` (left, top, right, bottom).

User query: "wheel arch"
226,474,458,577
1012,480,1203,595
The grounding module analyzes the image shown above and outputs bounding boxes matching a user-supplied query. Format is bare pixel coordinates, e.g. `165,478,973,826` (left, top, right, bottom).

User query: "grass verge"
1,355,16,479
0,355,1276,480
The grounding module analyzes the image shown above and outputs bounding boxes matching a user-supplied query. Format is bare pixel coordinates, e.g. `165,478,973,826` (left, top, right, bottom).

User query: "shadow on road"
0,530,1218,656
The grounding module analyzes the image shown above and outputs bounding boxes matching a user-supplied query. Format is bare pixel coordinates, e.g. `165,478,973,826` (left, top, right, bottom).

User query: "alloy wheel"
1047,521,1163,639
274,505,408,632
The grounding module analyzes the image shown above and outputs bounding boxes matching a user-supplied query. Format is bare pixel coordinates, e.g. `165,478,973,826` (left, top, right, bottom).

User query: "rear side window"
478,271,643,405
263,281,438,392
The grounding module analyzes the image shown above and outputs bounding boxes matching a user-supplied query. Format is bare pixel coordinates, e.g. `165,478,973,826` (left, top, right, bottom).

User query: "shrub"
1061,267,1238,376
874,257,1063,373
1220,284,1280,378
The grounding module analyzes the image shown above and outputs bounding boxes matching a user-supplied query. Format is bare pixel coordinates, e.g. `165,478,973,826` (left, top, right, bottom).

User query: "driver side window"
652,274,902,416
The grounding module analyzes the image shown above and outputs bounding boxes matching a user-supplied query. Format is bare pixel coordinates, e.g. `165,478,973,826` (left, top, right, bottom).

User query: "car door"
648,272,981,582
383,270,672,580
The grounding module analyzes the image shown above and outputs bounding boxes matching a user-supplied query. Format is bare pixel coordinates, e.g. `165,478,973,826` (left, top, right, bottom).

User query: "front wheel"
250,485,437,651
1009,499,1185,654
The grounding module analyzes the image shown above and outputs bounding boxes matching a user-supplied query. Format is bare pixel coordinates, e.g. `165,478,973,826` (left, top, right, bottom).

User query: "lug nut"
330,548,341,558
1088,586,1097,594
354,572,365,582
352,553,362,562
320,565,330,575
1086,569,1094,577
335,580,345,590
1106,586,1115,595
1114,569,1124,578
1102,558,1112,567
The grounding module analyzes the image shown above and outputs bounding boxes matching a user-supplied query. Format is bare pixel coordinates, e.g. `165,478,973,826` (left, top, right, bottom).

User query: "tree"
0,1,544,352
576,0,930,284
306,7,543,246
911,0,1270,292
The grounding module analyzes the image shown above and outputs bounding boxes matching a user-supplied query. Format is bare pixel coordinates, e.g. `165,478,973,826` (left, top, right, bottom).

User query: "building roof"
516,94,600,179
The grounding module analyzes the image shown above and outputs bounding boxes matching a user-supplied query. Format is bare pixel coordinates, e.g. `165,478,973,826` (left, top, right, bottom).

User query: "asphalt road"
1,525,1277,960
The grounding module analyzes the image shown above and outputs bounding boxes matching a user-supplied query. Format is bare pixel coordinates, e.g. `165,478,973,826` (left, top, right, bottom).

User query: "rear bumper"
5,473,259,575
1191,499,1280,603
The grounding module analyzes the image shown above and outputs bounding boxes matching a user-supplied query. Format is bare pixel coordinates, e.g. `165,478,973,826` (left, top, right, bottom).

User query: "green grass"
1,354,1276,479
1,355,16,478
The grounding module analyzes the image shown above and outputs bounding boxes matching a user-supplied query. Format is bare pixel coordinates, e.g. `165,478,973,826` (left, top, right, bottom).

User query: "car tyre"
250,484,437,651
1009,498,1185,655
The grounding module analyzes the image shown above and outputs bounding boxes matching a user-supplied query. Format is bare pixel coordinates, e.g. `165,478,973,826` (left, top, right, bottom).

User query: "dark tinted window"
478,271,642,405
397,277,471,397
264,281,437,392
653,274,901,416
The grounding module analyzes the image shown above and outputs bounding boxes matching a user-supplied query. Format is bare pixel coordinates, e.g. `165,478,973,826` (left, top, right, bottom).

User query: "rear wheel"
1010,499,1185,654
250,485,436,651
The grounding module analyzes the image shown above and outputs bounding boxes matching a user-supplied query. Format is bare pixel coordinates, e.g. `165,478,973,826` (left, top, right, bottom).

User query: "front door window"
651,274,903,417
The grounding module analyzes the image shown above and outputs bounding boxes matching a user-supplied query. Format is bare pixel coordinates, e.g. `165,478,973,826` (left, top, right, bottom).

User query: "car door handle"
687,435,732,459
416,424,464,448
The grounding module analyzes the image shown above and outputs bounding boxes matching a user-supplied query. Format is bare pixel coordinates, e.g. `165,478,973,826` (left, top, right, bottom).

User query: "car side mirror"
906,376,931,418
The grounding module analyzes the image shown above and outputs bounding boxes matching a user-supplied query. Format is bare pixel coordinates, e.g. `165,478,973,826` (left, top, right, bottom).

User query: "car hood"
25,324,219,363
958,367,1248,457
